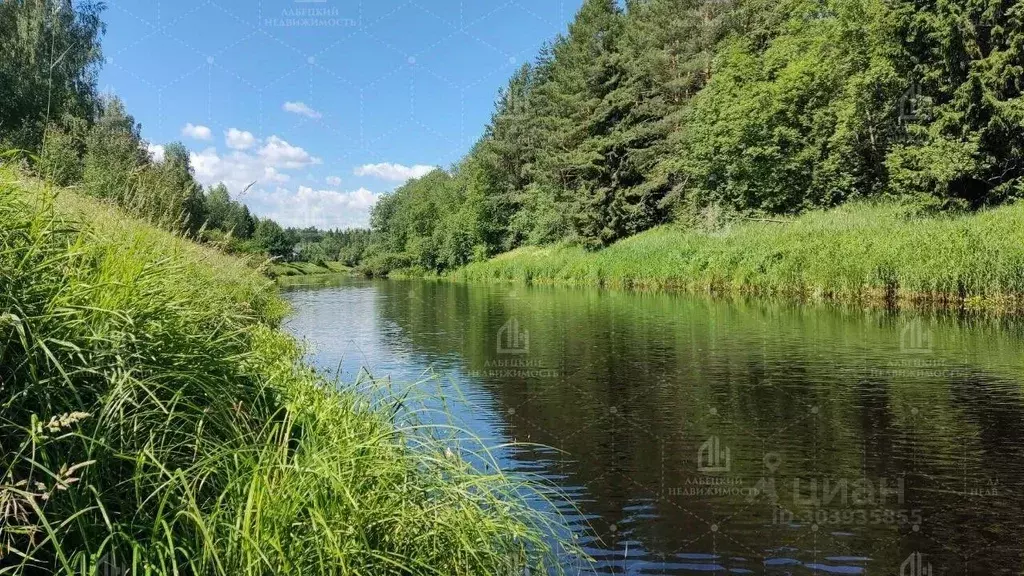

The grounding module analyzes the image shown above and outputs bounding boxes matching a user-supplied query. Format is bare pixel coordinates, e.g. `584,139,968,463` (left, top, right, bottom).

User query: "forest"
362,0,1024,276
3,0,1023,278
3,1,1024,572
2,2,566,572
0,0,363,269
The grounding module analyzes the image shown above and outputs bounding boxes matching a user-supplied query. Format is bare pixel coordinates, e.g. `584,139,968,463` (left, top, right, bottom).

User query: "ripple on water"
284,280,1024,576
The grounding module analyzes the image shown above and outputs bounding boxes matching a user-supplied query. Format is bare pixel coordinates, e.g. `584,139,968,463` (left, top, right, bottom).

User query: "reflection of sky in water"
282,282,585,571
282,285,508,462
280,279,1024,575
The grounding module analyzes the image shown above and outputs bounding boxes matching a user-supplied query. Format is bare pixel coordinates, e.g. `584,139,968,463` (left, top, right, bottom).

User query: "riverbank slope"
266,260,351,279
454,202,1024,314
0,173,564,575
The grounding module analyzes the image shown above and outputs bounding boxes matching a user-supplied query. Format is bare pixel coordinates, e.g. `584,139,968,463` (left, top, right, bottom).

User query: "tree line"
362,0,1024,275
6,0,1021,276
1,0,367,266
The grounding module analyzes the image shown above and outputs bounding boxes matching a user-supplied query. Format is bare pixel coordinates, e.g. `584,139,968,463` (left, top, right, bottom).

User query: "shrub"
37,117,88,186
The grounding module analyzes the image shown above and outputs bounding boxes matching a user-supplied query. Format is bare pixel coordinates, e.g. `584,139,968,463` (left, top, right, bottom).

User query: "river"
282,277,1024,575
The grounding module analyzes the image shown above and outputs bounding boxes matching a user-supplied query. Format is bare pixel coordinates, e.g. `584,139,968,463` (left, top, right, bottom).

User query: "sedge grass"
454,202,1024,314
267,261,351,279
0,168,577,575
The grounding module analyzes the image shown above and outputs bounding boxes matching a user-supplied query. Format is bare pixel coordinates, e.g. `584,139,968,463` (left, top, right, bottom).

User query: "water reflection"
283,278,1024,575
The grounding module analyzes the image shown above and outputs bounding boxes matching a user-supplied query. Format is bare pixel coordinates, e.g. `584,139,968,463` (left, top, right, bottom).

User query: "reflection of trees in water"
373,280,1024,574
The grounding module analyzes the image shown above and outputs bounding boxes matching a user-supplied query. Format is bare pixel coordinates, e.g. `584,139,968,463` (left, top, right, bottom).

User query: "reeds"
0,169,572,575
454,201,1024,314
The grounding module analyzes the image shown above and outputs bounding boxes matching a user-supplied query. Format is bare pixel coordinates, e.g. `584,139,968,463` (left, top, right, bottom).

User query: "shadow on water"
282,278,1024,575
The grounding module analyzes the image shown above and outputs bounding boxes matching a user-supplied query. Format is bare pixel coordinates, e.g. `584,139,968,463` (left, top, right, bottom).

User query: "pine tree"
886,0,1024,208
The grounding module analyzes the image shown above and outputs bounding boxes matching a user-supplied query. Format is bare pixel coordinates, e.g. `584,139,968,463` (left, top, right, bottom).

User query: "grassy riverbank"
266,260,351,279
454,202,1024,313
0,172,567,574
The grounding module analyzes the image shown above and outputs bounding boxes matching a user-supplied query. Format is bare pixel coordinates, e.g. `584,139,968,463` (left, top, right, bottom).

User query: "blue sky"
98,0,579,229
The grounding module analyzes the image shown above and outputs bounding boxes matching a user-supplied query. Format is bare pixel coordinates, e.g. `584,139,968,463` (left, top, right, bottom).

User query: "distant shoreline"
446,201,1024,317
265,260,352,279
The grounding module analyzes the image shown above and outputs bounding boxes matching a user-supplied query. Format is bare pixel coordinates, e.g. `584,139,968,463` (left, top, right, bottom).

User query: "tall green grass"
267,261,351,279
455,202,1024,313
0,170,573,575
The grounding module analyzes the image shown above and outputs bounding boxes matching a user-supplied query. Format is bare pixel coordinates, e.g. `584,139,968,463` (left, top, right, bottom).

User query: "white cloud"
184,129,319,195
147,144,165,163
181,123,212,140
258,135,321,169
326,175,342,186
155,131,375,227
354,162,437,182
246,185,381,229
283,101,322,119
189,135,317,195
264,166,290,184
225,128,256,150
190,148,237,188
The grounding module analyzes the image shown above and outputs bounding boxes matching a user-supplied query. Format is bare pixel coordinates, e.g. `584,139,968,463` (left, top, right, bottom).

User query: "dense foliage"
0,0,369,267
0,0,104,153
6,0,1024,277
366,0,1024,275
293,227,372,266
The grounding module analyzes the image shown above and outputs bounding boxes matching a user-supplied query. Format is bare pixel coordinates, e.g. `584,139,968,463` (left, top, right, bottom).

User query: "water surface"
283,278,1024,575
